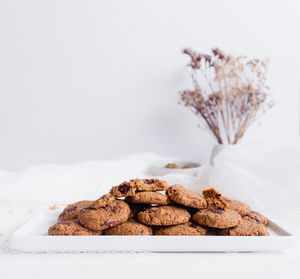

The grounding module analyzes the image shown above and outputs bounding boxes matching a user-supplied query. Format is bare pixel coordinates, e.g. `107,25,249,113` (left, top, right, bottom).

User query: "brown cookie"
224,198,251,216
104,219,152,235
166,184,207,209
192,208,241,229
48,219,101,236
58,200,93,221
91,194,115,209
137,205,190,226
128,204,150,219
202,188,228,210
154,222,207,236
109,181,136,197
243,211,268,226
126,192,171,205
131,178,169,192
218,219,270,236
78,200,130,231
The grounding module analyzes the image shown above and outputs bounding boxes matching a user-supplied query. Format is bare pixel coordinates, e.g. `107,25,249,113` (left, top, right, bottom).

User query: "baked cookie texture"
202,188,228,210
91,194,115,209
48,220,101,236
223,198,251,216
126,192,171,205
104,219,152,235
154,222,207,236
243,211,268,226
166,184,207,209
192,208,242,229
131,178,169,192
50,179,269,237
58,200,93,221
78,200,130,231
218,219,270,236
137,205,190,226
109,181,136,197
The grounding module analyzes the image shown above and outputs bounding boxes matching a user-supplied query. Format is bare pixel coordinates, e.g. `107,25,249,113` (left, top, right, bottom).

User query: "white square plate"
10,210,294,252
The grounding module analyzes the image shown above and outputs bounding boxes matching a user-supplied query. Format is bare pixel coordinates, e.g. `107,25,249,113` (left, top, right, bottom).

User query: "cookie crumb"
0,233,3,238
49,205,59,210
28,208,34,213
8,209,14,214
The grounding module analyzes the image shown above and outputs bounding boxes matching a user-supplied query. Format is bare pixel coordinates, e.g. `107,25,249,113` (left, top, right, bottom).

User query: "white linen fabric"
0,139,300,278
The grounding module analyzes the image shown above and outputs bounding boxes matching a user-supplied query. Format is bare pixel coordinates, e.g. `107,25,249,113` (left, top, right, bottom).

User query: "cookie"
48,219,101,236
58,200,93,221
104,219,152,235
154,222,207,236
131,178,169,192
243,211,268,226
126,192,171,205
218,219,270,236
192,208,241,229
137,205,190,226
109,181,136,197
128,204,150,218
91,194,115,209
224,198,251,216
202,188,228,210
78,200,130,231
166,184,207,209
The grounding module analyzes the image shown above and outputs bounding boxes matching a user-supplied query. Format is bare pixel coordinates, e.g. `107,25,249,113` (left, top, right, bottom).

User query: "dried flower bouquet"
180,48,273,144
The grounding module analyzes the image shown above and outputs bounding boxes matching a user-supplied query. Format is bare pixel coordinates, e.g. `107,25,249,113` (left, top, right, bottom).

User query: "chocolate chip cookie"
202,188,228,210
224,198,251,216
243,211,268,225
192,208,241,228
166,184,207,209
91,194,115,209
131,178,169,192
154,222,207,236
48,219,101,236
126,192,171,205
109,181,136,197
137,205,190,226
58,200,93,221
78,200,130,231
104,219,152,235
218,219,270,236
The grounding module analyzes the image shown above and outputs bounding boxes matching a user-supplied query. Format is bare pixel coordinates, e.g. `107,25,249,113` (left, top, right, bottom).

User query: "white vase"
210,144,229,166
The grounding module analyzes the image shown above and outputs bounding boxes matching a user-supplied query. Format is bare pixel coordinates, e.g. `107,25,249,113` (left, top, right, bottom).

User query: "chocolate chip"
144,179,155,184
190,201,196,207
188,223,198,228
104,220,116,227
216,194,221,200
210,209,224,214
118,184,132,194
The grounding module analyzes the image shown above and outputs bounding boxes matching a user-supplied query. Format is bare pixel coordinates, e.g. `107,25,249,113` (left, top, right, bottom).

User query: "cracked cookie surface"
78,200,130,231
218,219,270,236
48,219,101,236
166,184,207,209
202,188,228,210
137,205,190,226
154,222,207,236
243,211,268,225
104,219,152,235
223,198,251,216
192,208,241,229
58,200,93,221
126,192,171,205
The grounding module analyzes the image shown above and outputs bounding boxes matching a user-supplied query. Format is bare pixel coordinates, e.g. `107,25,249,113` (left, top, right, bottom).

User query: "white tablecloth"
1,140,300,278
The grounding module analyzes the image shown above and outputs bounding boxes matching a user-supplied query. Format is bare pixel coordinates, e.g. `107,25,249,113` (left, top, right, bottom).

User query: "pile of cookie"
48,178,270,236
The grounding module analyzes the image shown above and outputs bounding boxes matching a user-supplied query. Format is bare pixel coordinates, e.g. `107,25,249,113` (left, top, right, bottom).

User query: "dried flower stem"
180,48,273,144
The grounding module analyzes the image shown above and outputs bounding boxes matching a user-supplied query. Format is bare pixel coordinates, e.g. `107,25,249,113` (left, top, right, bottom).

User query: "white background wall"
0,0,299,170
